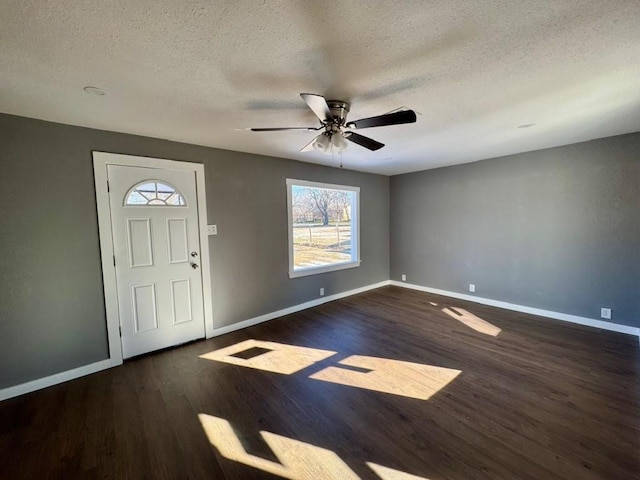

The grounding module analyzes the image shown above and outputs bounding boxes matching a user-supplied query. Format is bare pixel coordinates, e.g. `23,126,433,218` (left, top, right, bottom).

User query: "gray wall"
0,114,389,389
391,133,640,327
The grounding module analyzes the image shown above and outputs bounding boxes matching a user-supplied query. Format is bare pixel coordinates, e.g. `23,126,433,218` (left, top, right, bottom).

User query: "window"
125,180,186,206
287,179,360,278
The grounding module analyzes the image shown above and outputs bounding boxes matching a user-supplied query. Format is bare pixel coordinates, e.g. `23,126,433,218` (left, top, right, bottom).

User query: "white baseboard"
210,280,392,337
0,281,390,402
390,280,640,339
3,277,635,402
0,358,118,402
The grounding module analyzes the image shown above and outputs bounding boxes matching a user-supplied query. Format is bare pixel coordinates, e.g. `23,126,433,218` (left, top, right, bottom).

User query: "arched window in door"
124,180,186,206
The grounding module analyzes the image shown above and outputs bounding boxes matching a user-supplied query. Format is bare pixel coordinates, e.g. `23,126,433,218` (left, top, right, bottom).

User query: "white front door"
107,165,205,358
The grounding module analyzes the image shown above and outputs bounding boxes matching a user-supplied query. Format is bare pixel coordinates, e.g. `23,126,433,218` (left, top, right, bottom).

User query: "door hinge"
107,180,110,192
113,255,116,266
119,326,122,337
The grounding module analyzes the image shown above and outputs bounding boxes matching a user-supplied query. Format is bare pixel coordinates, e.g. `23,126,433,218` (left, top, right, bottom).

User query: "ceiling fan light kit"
330,132,348,152
312,132,331,153
250,93,417,155
311,131,349,154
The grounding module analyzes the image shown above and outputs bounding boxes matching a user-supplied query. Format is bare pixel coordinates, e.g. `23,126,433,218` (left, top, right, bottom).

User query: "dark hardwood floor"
1,286,639,479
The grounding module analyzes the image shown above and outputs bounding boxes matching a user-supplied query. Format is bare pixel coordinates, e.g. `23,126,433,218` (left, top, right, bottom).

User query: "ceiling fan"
250,93,417,154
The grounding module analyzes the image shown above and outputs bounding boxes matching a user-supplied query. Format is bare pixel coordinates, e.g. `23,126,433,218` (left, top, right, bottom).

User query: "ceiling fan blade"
347,109,417,129
250,126,320,131
300,134,323,152
300,93,334,123
345,132,384,151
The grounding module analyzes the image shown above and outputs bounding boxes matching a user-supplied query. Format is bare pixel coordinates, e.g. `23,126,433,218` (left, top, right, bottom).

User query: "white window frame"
286,178,360,278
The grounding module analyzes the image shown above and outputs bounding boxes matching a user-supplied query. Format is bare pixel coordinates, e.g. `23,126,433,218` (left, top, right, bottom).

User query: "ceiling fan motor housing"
326,100,350,125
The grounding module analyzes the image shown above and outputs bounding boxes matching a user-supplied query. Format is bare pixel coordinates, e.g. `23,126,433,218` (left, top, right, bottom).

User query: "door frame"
93,151,214,365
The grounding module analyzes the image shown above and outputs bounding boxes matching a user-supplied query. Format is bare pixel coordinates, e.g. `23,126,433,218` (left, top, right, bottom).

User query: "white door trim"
93,151,214,366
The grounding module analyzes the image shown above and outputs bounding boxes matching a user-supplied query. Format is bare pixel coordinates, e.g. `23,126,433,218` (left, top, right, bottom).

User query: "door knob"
191,251,198,257
191,263,199,269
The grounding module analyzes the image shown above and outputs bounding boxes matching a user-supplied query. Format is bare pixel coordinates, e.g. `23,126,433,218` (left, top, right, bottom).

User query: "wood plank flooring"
1,286,638,479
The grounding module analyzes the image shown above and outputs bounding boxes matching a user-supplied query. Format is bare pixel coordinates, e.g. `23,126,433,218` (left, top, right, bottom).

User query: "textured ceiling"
2,0,639,175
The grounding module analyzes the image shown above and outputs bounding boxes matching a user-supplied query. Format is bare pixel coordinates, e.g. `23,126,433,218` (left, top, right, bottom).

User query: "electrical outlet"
207,224,217,235
600,307,611,320
469,284,476,293
320,288,325,296
401,274,407,282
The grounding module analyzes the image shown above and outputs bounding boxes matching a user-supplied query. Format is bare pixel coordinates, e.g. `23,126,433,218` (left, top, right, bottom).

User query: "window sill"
289,260,361,279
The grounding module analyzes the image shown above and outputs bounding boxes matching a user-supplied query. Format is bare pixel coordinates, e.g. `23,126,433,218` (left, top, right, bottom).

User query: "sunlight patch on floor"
199,414,431,480
442,307,502,336
201,340,461,400
368,462,431,480
199,339,336,375
198,413,358,479
309,355,461,400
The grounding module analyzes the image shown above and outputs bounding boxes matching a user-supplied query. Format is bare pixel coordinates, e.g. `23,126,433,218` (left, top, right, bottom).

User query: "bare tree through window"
288,181,359,276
